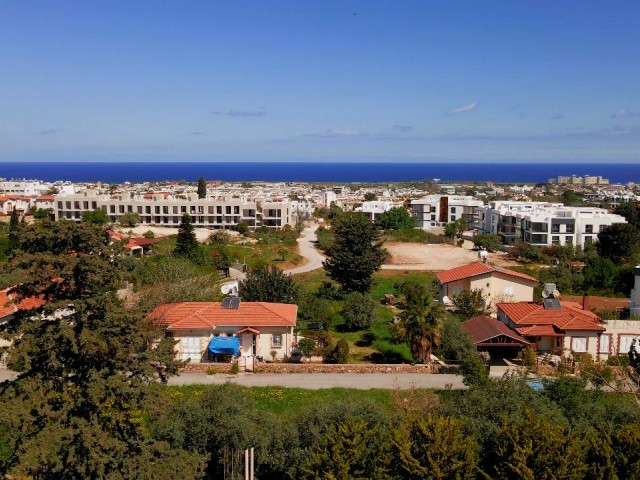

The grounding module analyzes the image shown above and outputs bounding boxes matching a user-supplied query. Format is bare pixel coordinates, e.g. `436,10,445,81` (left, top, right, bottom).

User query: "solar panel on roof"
543,298,561,310
230,297,241,309
222,297,233,309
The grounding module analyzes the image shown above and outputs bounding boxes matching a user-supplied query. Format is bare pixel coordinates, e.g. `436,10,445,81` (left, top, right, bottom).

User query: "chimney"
582,295,590,311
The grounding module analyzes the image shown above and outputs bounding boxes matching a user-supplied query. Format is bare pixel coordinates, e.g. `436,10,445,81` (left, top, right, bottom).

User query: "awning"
207,336,240,356
237,327,260,334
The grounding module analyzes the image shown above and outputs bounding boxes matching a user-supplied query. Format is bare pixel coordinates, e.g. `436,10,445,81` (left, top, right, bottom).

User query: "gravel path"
167,372,466,390
285,225,326,275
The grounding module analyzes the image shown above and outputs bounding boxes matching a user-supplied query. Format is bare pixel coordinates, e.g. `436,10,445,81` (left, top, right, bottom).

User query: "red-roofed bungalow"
148,301,297,365
436,262,537,312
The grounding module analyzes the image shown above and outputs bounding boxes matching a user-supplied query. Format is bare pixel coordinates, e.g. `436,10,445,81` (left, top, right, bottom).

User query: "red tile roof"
562,295,629,312
149,302,298,330
125,237,159,249
516,325,564,337
0,287,46,319
462,316,529,345
498,301,604,332
36,195,54,201
436,262,537,284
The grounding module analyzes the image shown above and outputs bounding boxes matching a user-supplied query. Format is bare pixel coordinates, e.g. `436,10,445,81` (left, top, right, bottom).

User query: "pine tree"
173,213,199,259
393,414,479,480
197,176,207,199
323,213,387,293
238,266,299,303
0,220,199,478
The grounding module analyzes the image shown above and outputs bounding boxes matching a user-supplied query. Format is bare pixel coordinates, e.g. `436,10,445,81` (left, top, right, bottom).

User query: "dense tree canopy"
238,266,299,303
597,223,640,265
323,213,387,293
0,220,195,478
82,208,110,225
376,207,416,231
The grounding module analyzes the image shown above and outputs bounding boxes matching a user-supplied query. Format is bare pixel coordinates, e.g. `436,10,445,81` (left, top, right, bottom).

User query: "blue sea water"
0,162,638,184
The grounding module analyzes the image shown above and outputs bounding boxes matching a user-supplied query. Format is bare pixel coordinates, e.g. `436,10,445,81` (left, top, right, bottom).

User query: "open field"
383,241,518,270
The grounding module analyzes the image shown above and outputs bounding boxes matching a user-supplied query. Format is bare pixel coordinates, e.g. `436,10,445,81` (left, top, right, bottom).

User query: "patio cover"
207,336,240,356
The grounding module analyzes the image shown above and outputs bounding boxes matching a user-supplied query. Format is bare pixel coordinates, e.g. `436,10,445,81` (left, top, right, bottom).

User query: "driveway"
167,372,466,390
285,225,326,275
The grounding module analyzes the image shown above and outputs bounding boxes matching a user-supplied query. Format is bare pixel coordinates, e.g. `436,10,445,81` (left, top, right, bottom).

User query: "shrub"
473,234,502,252
607,355,631,367
523,347,537,370
142,230,155,239
229,361,239,375
332,340,350,364
298,338,316,359
341,292,376,331
208,230,231,244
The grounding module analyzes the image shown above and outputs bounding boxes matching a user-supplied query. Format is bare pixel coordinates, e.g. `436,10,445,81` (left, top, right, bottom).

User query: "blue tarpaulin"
207,336,240,356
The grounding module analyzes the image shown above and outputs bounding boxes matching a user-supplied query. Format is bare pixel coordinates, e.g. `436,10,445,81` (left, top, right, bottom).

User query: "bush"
235,223,250,235
142,230,155,239
341,292,376,331
607,355,631,367
523,347,537,370
229,361,239,375
332,340,350,364
208,230,231,244
473,234,502,252
298,338,316,359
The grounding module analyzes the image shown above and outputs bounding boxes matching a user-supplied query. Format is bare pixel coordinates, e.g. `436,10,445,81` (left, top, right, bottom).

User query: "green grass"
293,270,437,363
164,385,395,415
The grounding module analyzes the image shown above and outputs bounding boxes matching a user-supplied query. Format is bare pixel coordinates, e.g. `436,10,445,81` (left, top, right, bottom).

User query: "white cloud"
612,107,638,119
305,129,367,138
446,102,478,116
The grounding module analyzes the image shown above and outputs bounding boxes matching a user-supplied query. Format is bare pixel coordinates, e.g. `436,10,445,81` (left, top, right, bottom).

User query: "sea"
0,162,638,184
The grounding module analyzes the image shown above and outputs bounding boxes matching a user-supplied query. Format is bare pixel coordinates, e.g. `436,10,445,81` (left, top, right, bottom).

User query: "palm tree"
399,283,445,363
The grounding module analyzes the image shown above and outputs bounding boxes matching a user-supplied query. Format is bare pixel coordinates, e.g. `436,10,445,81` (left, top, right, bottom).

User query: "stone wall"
181,362,438,374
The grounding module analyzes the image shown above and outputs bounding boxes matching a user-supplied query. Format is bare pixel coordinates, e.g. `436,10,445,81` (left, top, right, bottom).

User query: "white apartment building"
54,193,296,230
0,180,51,196
355,201,394,221
410,195,484,230
479,201,627,247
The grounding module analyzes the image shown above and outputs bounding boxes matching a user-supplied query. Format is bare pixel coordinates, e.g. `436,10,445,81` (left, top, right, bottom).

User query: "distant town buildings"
54,192,296,230
479,201,627,247
553,174,609,186
410,195,484,230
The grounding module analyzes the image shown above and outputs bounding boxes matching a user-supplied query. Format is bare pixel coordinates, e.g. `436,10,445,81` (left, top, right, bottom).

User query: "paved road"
285,225,326,275
167,372,466,389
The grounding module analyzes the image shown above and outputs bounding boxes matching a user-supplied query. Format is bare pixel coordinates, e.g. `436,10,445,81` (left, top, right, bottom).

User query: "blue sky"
1,1,639,163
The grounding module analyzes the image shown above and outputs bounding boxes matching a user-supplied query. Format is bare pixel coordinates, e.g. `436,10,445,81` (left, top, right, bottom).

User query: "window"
599,335,611,354
571,337,587,353
450,215,456,221
619,335,640,354
181,337,201,361
450,207,457,213
584,236,592,245
431,215,436,221
565,236,573,244
271,334,282,348
585,224,593,234
552,236,560,244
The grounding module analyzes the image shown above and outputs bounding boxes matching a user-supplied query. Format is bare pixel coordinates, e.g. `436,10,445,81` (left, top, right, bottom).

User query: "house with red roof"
436,262,537,313
497,299,605,356
148,301,297,364
0,287,46,368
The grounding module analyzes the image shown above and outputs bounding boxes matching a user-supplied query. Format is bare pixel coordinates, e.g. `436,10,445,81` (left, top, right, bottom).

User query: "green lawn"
164,385,395,415
293,270,438,363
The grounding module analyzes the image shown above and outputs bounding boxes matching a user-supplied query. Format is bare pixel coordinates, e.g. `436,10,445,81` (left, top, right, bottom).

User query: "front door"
241,333,253,356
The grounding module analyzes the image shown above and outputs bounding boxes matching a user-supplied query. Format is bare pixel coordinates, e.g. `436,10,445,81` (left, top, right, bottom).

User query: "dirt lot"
114,225,241,242
382,241,518,271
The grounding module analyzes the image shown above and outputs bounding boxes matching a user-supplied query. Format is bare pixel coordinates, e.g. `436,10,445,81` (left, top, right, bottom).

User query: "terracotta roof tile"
0,287,46,319
462,316,529,345
498,301,604,332
148,302,298,330
436,262,537,284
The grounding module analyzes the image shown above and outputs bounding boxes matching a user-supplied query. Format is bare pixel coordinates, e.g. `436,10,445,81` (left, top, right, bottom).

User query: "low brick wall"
180,362,438,374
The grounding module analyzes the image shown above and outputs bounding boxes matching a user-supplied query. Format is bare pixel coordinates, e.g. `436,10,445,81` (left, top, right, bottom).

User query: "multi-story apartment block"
54,193,295,230
355,201,394,221
0,180,51,196
411,195,484,230
479,201,627,247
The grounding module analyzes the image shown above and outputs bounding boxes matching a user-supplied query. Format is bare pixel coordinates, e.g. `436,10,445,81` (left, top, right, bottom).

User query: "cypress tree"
174,213,199,259
7,208,19,252
197,176,207,199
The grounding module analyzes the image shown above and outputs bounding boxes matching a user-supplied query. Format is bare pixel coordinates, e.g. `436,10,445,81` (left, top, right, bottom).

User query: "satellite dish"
220,281,238,296
542,289,550,299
